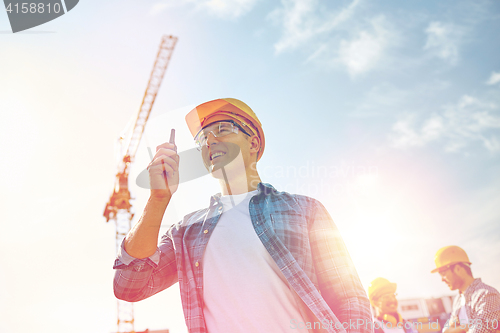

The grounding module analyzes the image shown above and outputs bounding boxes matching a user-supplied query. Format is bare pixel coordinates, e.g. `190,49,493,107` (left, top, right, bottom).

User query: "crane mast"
104,35,178,333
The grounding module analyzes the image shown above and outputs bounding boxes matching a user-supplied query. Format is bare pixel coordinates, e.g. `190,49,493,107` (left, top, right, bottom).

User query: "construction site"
3,2,499,333
101,35,461,333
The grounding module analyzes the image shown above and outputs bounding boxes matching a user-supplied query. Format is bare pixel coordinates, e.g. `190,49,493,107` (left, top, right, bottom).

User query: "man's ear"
249,135,261,154
452,264,462,276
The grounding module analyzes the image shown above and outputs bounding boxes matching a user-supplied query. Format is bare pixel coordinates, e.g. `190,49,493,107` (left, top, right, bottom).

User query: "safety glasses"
379,293,398,301
194,120,251,150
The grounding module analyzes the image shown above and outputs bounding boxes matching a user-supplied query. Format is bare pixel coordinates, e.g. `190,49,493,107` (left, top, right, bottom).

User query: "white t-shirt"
202,190,306,333
458,294,469,325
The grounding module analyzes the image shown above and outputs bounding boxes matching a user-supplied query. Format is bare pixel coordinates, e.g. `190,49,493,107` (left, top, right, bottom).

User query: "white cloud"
271,0,393,76
391,114,443,148
486,71,500,85
338,16,389,77
352,81,451,118
150,2,172,15
271,0,361,54
424,21,464,65
200,0,259,18
150,0,258,19
391,94,500,152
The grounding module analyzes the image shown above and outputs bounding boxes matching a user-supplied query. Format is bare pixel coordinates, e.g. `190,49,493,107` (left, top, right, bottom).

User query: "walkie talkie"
162,129,176,188
169,129,176,147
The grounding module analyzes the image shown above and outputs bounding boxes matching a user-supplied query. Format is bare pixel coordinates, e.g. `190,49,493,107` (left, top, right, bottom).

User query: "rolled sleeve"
113,232,178,302
113,239,160,270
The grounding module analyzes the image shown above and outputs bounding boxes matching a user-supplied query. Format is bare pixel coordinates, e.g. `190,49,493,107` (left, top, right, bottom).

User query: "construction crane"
103,35,178,333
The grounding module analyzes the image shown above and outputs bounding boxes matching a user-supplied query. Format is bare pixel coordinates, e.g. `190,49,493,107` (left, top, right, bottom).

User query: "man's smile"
210,151,226,161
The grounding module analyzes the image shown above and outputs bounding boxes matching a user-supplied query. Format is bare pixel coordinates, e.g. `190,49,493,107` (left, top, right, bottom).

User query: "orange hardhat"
368,277,397,302
185,98,265,161
431,245,471,273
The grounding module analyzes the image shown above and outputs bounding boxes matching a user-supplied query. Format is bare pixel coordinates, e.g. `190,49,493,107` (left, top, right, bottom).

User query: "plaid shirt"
113,183,372,333
449,278,500,333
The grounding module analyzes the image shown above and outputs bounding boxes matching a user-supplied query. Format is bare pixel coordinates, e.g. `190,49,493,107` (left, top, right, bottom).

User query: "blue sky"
1,0,499,332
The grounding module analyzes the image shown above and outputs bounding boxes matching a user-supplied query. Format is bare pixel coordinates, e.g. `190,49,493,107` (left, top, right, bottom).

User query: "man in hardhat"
368,278,418,333
113,98,372,333
431,245,500,333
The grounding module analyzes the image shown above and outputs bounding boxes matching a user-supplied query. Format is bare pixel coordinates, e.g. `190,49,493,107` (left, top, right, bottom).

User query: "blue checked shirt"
113,183,372,333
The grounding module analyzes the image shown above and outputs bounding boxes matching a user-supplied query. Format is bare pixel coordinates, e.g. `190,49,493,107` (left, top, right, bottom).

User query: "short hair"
453,263,473,277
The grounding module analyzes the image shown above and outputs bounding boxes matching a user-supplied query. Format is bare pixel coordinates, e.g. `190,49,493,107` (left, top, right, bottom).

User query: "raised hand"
147,142,179,201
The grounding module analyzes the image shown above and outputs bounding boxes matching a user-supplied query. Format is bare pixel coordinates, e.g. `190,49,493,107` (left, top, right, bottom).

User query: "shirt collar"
463,278,482,297
208,182,276,206
257,182,277,196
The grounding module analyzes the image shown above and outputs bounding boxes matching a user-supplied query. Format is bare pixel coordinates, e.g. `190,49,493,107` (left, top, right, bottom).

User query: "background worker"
431,245,500,333
368,277,418,333
113,98,372,333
